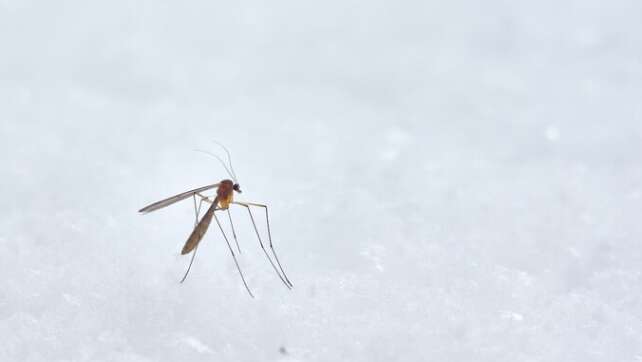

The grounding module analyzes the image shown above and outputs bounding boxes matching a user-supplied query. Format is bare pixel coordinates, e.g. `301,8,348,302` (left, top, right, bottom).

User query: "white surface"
1,1,642,361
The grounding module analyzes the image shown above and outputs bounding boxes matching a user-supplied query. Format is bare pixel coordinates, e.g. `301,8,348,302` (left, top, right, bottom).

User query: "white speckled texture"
1,1,642,361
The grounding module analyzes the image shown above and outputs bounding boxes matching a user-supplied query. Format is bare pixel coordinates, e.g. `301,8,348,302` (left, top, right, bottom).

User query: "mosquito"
138,143,292,297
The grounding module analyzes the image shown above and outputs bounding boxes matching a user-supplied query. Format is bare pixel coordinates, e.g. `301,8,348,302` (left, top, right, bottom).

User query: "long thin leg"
180,195,205,283
248,202,292,287
232,201,292,288
232,203,290,289
227,209,242,254
213,211,254,298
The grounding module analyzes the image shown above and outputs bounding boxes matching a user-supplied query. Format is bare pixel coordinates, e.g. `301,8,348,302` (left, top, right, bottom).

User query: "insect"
138,143,292,297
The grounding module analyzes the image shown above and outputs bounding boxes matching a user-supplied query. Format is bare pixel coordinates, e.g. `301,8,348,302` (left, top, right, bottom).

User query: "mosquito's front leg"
180,195,223,284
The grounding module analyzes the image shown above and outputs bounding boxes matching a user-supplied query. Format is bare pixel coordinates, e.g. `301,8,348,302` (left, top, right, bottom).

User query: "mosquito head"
233,183,242,193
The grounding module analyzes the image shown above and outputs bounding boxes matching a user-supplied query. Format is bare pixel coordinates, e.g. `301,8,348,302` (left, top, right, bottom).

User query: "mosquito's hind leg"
213,210,254,298
232,201,292,288
180,194,206,283
245,202,293,287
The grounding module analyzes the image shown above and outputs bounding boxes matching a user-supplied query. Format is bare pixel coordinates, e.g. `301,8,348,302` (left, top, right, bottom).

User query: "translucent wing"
181,198,218,254
139,184,219,214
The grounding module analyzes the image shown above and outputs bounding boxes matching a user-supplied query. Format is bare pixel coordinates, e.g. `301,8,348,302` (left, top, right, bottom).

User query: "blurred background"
1,0,642,361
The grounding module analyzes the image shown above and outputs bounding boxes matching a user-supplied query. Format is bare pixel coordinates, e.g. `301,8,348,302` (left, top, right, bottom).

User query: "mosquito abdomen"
181,198,218,254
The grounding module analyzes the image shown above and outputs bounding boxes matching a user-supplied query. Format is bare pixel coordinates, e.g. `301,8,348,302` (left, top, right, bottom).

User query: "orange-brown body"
216,179,235,209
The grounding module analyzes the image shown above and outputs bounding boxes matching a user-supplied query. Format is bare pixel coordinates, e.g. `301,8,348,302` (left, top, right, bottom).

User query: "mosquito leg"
232,202,291,289
240,202,293,287
180,195,206,284
226,209,242,254
213,210,254,298
196,192,214,204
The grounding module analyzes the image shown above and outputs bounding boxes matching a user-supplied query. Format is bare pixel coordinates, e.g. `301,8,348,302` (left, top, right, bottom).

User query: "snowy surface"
2,1,642,361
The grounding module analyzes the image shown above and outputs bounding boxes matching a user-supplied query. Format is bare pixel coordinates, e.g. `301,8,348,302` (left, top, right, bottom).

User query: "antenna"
212,140,238,182
194,149,236,182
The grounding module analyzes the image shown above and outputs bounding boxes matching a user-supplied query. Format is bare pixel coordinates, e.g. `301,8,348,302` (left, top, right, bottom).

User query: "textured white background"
2,1,642,361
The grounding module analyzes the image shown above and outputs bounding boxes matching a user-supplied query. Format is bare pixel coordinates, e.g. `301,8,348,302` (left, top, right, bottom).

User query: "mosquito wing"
182,199,218,254
139,184,219,214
